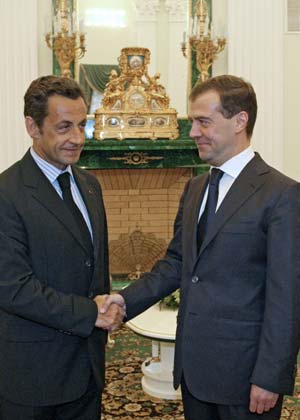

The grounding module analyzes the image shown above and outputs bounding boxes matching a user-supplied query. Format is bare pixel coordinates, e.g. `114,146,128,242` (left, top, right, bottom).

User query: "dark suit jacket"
0,150,109,406
120,154,300,405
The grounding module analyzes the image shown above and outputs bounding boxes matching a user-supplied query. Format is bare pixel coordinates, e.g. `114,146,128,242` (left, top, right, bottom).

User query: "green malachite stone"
78,118,208,173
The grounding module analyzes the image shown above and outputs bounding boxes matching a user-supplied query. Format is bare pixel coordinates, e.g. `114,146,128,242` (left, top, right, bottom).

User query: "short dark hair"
189,75,257,137
24,75,87,128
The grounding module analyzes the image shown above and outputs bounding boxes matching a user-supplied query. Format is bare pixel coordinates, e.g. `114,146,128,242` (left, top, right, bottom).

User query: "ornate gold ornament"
109,152,163,165
181,0,226,84
94,47,179,140
45,0,86,78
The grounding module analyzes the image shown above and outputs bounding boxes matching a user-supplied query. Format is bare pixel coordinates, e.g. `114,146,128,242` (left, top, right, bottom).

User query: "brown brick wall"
89,168,192,274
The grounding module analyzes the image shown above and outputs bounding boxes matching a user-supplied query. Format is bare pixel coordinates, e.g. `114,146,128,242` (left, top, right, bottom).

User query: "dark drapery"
79,64,119,109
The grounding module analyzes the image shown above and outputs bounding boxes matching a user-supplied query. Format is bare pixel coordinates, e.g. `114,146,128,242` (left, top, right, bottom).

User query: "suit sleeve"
250,182,300,394
0,190,98,338
119,179,191,320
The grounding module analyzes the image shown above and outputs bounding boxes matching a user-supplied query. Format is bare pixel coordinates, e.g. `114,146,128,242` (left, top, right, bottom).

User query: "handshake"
93,294,126,332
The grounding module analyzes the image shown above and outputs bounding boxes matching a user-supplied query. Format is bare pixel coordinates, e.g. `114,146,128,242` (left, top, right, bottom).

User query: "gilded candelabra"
45,0,86,78
181,0,226,83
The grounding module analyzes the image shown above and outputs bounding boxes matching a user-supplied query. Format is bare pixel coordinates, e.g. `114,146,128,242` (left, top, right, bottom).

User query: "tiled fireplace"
90,168,192,277
79,120,207,279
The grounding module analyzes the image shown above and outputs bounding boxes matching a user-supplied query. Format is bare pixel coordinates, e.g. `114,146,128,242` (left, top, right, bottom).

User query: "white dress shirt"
30,147,93,239
198,146,255,220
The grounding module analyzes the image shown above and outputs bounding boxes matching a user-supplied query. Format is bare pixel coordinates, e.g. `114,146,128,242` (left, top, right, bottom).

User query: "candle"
44,16,51,36
53,14,58,36
57,10,62,33
68,14,72,36
195,17,200,38
192,16,196,36
79,17,85,33
205,15,209,35
72,11,77,33
189,17,193,36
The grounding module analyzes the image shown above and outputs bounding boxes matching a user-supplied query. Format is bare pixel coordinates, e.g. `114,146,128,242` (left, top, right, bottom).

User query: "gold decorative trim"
109,152,163,165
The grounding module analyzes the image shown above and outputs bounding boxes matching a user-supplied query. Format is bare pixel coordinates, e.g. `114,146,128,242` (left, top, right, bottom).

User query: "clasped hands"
93,294,125,332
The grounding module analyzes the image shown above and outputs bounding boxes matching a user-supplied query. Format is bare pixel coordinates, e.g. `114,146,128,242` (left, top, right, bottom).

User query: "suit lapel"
198,154,270,257
20,151,91,254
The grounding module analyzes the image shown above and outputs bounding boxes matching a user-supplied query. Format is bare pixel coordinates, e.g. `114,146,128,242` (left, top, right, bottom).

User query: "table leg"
141,339,181,400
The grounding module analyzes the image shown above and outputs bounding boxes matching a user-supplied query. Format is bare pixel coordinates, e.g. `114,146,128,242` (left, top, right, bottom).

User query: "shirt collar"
212,146,255,180
30,147,73,184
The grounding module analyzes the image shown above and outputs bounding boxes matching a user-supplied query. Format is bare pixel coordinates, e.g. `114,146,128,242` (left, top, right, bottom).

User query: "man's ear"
235,111,248,134
25,116,42,139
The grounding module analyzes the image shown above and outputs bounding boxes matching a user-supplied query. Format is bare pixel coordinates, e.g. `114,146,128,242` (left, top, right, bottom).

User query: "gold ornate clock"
94,47,179,140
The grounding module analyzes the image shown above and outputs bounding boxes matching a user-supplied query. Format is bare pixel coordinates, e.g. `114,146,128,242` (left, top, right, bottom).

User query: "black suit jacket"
120,154,300,404
0,150,109,406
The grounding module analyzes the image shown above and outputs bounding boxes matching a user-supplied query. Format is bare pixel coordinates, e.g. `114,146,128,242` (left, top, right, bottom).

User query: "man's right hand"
93,294,126,331
99,294,126,314
249,384,279,414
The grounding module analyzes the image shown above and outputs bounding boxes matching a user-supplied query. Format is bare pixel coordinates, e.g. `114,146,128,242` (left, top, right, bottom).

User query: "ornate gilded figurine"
94,47,179,140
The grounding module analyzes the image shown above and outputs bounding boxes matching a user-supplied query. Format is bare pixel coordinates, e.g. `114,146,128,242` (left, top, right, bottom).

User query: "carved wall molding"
134,0,160,21
165,0,187,22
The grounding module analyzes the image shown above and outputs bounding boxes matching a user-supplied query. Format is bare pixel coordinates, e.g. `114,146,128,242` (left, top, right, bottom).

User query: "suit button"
85,259,92,268
191,276,199,283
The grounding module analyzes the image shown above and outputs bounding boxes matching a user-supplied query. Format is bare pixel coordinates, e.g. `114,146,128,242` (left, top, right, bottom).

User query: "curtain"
79,64,119,109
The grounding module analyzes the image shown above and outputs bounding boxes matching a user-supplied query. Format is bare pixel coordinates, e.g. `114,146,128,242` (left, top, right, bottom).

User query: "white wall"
78,0,137,66
213,0,300,180
284,32,300,180
227,0,285,171
212,0,228,76
0,0,38,172
38,0,52,76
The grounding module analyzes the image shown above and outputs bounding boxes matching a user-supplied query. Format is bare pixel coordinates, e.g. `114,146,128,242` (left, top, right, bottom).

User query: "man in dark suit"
0,75,124,419
101,75,300,419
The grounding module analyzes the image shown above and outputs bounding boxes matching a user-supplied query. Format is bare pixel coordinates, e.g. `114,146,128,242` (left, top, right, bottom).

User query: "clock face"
129,91,145,109
128,55,143,69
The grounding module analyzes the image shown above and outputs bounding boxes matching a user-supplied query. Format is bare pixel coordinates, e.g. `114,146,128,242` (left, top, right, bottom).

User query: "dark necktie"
197,168,224,252
57,172,93,253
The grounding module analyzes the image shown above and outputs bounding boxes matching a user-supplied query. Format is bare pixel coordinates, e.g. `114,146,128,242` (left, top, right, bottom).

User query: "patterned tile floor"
102,325,300,419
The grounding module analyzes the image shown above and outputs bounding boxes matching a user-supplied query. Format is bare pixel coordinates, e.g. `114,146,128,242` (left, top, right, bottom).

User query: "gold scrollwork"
109,152,163,166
